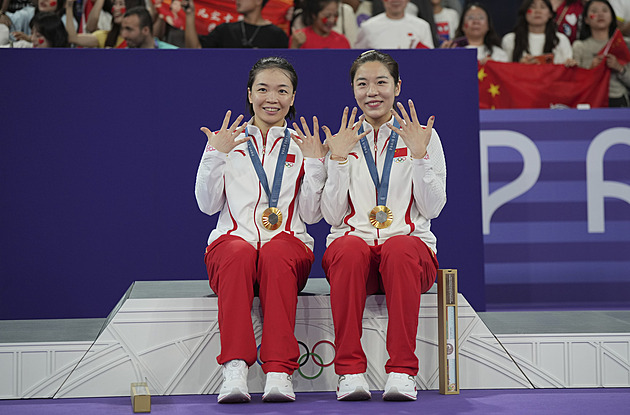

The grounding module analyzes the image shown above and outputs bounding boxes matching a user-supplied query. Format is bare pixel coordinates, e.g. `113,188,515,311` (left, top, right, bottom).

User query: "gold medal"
261,207,283,230
369,205,393,229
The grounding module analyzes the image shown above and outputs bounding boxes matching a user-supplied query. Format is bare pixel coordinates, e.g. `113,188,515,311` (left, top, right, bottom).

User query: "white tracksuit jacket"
195,122,326,250
321,118,447,253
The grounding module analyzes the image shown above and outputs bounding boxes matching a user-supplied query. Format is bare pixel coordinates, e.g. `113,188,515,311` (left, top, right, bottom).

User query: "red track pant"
204,232,313,374
322,235,438,376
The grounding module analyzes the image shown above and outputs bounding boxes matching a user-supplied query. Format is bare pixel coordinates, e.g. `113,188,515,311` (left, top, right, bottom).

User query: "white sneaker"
217,359,250,403
262,372,295,402
336,373,371,401
383,372,417,401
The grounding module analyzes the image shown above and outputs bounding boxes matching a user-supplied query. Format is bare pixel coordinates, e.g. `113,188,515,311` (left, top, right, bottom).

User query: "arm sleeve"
194,145,227,216
321,157,351,226
297,158,327,224
411,129,447,220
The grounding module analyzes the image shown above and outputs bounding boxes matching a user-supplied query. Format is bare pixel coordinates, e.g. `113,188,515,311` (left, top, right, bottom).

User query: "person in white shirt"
431,0,459,44
195,56,327,404
442,2,508,63
355,0,435,48
502,0,573,64
321,50,446,402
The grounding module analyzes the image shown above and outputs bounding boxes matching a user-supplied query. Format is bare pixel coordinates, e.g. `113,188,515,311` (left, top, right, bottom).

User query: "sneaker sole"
262,387,295,402
337,387,372,401
218,388,251,404
383,387,417,401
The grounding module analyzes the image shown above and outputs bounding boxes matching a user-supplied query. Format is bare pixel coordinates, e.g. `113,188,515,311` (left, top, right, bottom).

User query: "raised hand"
292,116,328,159
322,107,369,161
200,110,249,154
388,99,434,159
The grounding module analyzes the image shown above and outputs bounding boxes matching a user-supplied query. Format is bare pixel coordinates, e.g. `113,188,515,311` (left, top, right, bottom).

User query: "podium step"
1,281,628,400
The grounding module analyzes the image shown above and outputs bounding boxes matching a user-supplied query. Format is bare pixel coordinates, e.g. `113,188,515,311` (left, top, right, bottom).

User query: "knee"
326,235,371,264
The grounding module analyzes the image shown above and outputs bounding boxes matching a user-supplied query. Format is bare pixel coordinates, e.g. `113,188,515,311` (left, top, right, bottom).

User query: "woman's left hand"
388,99,434,159
605,54,625,73
292,116,328,158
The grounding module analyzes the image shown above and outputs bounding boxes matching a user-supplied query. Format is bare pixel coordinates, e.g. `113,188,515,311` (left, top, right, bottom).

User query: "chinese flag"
185,0,292,36
478,61,610,109
598,29,630,66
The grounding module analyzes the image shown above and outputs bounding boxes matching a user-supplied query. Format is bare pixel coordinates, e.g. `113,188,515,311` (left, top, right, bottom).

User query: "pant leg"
205,235,258,367
322,235,376,375
257,232,313,374
379,235,438,376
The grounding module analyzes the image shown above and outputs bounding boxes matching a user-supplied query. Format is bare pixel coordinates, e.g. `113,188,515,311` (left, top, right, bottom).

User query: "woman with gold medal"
320,50,447,402
194,57,327,404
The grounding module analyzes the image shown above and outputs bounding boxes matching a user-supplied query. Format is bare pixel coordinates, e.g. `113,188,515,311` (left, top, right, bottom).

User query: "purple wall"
0,48,484,319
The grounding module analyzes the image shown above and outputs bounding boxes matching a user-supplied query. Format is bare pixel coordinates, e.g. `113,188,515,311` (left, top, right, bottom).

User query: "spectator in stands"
553,0,586,43
321,50,445,402
502,0,573,64
355,0,434,48
442,2,508,63
431,0,459,45
184,0,288,48
121,6,176,47
291,0,358,46
609,0,630,35
153,0,186,47
290,0,351,48
369,0,461,46
1,0,31,14
195,56,327,403
31,11,68,46
572,0,630,106
65,0,142,47
0,0,76,44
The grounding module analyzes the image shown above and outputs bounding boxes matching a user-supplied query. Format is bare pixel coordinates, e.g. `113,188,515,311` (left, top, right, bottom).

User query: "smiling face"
31,26,49,48
248,68,296,133
383,0,409,19
312,1,338,37
112,0,127,24
352,61,401,128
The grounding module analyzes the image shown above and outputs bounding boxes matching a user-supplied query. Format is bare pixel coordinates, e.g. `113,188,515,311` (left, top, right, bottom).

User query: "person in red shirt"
290,0,350,48
554,0,586,43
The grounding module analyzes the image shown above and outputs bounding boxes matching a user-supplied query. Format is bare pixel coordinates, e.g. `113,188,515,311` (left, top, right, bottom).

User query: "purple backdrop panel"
0,48,483,319
480,108,630,308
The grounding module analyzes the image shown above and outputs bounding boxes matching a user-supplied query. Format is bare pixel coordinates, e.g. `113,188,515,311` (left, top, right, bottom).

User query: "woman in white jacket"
321,50,446,402
195,56,327,404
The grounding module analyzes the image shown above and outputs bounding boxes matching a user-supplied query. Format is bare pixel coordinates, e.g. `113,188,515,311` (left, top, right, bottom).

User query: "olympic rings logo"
256,340,336,379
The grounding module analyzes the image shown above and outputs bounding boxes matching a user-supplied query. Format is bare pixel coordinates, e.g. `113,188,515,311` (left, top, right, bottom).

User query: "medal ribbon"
245,126,291,208
358,118,400,206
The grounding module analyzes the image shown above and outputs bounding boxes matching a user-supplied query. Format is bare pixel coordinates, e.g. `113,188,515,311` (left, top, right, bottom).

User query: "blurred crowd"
2,0,629,105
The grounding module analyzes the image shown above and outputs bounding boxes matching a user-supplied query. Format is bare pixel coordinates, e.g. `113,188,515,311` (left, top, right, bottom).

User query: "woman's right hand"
322,107,368,161
200,110,249,154
290,29,306,49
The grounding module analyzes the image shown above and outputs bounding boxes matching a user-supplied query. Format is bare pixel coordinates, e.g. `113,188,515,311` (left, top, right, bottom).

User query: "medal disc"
262,207,283,230
369,206,393,229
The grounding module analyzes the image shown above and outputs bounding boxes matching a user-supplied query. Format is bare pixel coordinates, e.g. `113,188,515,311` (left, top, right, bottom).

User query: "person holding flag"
320,50,446,401
195,56,327,403
572,0,630,106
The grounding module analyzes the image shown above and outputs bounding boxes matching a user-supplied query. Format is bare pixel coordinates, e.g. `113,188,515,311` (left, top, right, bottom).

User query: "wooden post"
438,269,459,394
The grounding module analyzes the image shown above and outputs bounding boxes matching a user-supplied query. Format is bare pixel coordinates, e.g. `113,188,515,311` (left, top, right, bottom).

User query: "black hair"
302,0,339,27
105,0,146,47
578,0,617,40
30,12,69,47
455,2,501,51
262,0,270,8
512,0,559,62
349,50,400,86
123,6,153,33
246,56,298,120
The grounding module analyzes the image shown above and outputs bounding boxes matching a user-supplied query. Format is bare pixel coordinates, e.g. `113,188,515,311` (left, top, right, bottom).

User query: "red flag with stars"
598,29,630,66
181,0,292,36
478,61,610,109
